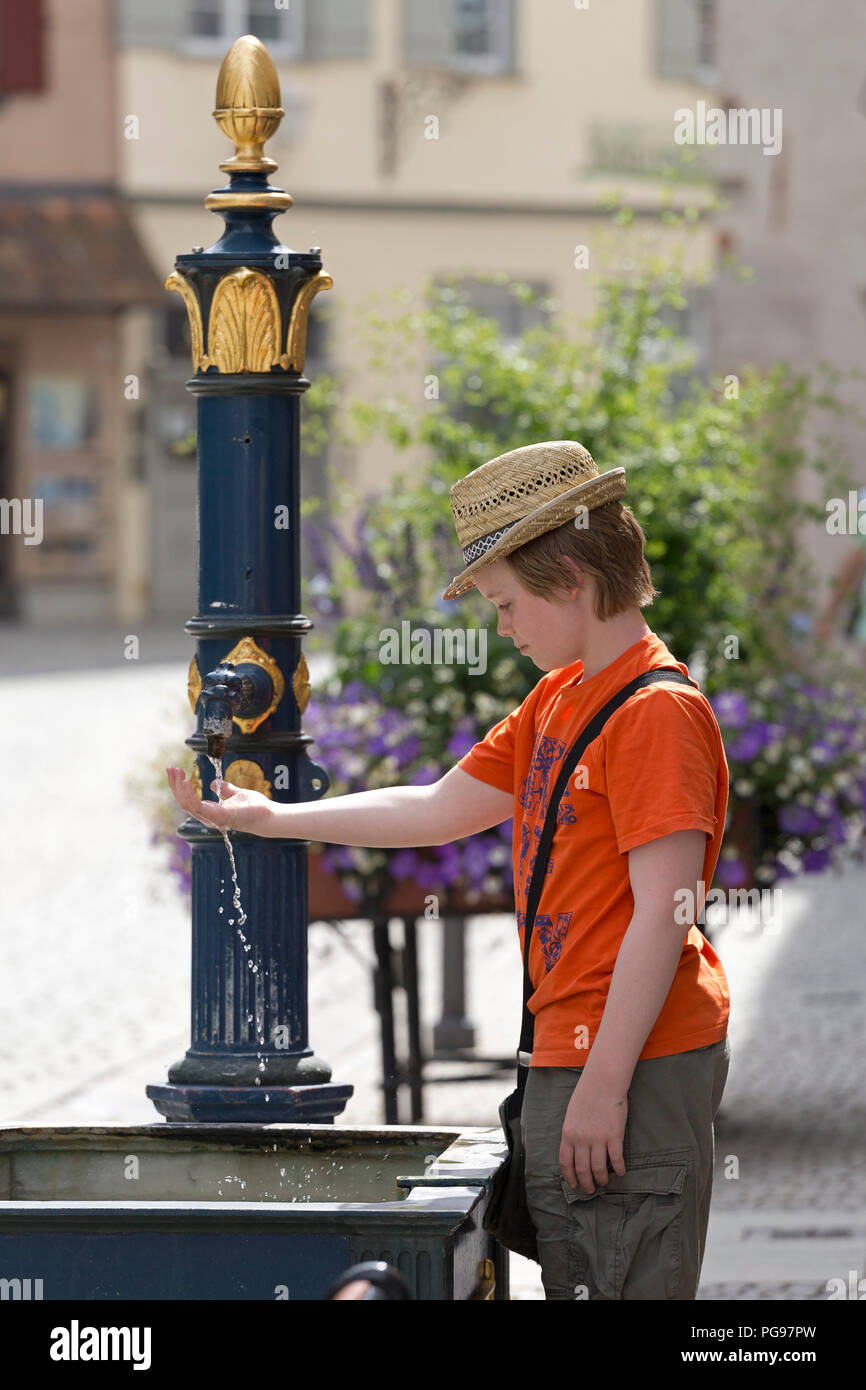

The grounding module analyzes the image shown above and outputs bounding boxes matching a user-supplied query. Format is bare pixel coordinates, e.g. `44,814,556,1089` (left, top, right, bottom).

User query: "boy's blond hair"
503,500,659,620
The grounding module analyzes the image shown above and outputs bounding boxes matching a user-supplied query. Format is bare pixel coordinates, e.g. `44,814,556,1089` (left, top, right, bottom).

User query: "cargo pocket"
559,1150,693,1300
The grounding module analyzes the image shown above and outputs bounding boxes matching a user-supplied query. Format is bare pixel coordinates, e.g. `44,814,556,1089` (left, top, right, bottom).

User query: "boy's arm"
270,765,513,846
559,827,708,1193
168,764,513,848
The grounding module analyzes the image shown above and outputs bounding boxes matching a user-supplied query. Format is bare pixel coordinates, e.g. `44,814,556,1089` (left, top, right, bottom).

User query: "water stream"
208,755,268,1088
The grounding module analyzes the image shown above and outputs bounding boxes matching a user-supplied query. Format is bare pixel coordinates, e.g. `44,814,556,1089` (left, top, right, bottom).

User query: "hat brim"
441,467,627,601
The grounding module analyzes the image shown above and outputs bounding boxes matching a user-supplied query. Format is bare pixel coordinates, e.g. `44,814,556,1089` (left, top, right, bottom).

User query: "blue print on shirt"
518,731,578,905
536,911,573,970
519,733,563,819
517,907,573,973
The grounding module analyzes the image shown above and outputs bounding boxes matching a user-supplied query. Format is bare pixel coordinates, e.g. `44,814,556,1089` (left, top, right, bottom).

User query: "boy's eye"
497,602,510,613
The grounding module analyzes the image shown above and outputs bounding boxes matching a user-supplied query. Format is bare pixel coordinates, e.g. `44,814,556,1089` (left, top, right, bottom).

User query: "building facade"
115,0,718,619
0,0,164,625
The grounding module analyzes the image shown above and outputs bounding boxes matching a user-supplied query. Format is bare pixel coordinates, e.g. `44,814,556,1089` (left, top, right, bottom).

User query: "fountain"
0,34,509,1300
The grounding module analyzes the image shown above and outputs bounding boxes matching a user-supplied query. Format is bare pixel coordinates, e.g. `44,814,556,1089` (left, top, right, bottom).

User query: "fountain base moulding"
146,1081,354,1123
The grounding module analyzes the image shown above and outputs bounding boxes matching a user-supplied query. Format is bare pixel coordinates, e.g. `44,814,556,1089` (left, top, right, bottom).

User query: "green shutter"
403,0,457,67
304,0,371,60
654,0,701,80
115,0,187,47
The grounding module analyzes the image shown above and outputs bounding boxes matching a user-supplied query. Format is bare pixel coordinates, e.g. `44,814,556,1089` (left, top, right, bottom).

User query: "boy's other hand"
165,766,276,837
559,1073,628,1195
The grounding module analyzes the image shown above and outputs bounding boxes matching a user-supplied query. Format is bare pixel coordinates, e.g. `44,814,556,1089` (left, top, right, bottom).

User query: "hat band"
461,517,523,565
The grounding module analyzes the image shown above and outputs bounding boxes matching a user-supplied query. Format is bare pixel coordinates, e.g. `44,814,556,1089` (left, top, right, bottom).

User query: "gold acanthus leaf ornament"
163,266,332,375
188,656,202,715
292,652,311,713
208,268,282,374
223,759,273,799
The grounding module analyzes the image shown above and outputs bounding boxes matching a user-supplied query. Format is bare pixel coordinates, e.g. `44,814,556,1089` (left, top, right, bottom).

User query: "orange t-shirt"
457,631,731,1065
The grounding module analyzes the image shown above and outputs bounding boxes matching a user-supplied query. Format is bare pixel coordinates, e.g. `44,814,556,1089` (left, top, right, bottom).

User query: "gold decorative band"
203,191,293,211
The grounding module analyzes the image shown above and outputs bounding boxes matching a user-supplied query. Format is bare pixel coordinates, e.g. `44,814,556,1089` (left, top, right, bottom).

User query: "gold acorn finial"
212,34,285,175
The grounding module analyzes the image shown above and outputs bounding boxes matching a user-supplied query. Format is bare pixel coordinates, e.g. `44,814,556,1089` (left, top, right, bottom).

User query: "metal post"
147,35,351,1123
432,914,476,1052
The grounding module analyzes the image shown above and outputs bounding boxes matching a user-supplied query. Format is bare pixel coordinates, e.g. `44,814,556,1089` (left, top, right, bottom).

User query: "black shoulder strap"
514,667,699,1087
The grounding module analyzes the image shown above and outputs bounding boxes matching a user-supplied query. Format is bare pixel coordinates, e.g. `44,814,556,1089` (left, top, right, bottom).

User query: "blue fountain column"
147,37,352,1124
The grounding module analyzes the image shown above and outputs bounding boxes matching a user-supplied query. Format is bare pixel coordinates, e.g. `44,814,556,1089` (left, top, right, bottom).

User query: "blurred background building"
0,0,862,627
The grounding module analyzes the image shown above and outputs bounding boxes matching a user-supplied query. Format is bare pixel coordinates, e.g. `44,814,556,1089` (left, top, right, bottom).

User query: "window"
28,378,99,449
185,0,304,58
429,276,551,433
446,275,550,342
655,0,717,85
404,0,515,76
637,289,713,405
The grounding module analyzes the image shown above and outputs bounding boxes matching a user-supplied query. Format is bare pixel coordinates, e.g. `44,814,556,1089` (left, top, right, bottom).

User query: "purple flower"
447,727,478,760
414,859,443,891
434,842,463,887
391,733,422,765
409,762,442,785
727,722,769,762
715,856,747,888
463,840,492,883
778,804,823,836
712,692,749,728
389,849,421,881
802,845,832,872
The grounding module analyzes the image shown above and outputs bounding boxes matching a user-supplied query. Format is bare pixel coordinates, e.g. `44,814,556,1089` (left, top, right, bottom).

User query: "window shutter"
403,0,456,68
304,0,370,60
115,0,188,48
498,0,516,75
654,0,701,80
0,0,46,92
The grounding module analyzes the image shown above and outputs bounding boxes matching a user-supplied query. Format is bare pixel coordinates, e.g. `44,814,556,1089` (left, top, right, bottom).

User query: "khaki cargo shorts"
521,1036,730,1300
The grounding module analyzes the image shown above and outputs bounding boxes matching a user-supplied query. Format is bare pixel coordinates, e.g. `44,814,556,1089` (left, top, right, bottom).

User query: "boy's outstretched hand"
165,767,277,838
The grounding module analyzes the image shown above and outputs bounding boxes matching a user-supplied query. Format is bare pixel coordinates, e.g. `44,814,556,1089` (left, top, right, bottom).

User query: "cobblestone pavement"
1,627,863,1301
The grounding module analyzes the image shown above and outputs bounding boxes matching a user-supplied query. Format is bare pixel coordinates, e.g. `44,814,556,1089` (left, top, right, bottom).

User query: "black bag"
482,667,699,1263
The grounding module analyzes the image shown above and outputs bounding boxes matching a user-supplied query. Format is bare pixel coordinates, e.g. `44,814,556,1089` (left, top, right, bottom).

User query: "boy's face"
473,558,588,672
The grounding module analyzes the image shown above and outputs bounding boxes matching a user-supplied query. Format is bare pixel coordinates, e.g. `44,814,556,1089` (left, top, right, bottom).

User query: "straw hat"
441,440,626,600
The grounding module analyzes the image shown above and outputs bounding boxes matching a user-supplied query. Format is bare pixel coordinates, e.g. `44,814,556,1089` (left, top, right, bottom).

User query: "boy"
167,439,731,1301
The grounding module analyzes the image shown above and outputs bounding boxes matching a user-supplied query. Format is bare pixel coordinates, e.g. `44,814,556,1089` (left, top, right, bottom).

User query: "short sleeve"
602,687,721,854
457,677,548,796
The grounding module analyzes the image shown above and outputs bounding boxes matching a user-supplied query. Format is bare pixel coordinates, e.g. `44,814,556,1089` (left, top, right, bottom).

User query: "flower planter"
307,847,514,921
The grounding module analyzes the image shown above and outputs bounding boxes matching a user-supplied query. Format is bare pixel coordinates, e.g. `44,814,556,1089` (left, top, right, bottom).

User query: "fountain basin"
0,1123,509,1300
